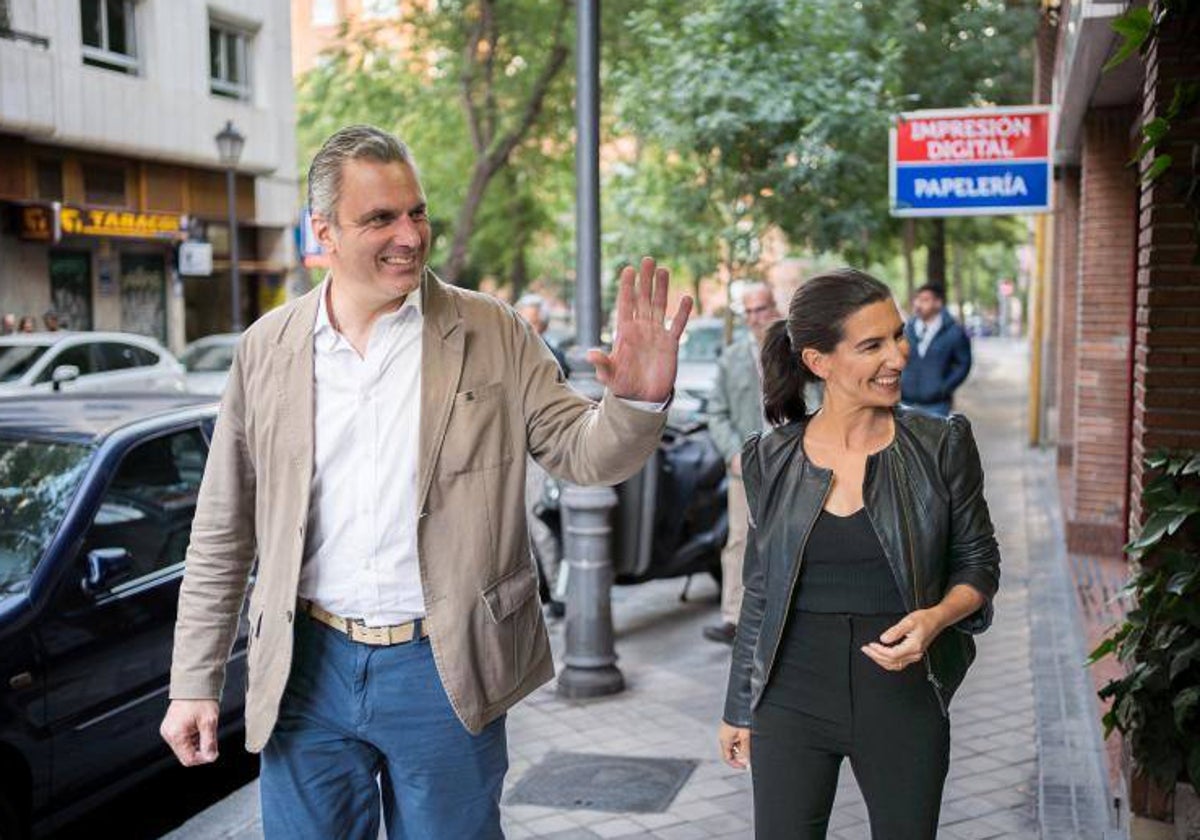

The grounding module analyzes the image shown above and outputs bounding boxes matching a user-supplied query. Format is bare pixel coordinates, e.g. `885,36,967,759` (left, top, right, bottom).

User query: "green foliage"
1089,451,1200,794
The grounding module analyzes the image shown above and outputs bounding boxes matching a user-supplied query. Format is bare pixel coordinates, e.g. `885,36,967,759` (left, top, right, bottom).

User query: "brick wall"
1055,167,1081,466
1068,107,1137,556
1130,19,1200,528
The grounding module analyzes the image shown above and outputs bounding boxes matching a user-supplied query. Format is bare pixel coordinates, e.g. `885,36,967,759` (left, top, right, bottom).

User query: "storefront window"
83,163,127,207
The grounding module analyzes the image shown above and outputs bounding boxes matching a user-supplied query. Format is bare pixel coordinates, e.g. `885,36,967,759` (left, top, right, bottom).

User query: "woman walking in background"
718,268,1001,839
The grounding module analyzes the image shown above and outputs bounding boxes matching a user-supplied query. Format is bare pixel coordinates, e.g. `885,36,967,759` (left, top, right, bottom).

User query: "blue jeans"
260,613,508,840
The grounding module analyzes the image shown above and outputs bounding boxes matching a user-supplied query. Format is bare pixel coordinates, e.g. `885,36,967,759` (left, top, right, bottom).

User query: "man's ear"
800,347,826,381
312,215,337,254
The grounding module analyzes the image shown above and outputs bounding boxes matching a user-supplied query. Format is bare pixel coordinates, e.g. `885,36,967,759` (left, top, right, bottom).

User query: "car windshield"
0,344,51,382
0,438,93,596
679,324,745,362
181,342,235,373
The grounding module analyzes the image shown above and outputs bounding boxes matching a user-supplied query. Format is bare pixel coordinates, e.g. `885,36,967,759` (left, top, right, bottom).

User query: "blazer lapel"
275,284,321,497
417,271,464,516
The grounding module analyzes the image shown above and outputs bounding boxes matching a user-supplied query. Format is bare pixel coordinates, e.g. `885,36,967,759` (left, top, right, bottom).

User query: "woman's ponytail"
761,320,810,426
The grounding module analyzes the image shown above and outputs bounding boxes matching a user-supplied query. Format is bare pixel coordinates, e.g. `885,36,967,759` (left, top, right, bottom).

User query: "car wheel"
0,790,27,840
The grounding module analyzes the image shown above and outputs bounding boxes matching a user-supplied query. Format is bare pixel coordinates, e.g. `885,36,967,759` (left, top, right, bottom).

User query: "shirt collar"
313,275,423,352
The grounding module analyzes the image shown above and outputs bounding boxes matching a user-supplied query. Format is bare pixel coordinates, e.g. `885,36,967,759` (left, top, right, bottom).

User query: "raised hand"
587,257,693,403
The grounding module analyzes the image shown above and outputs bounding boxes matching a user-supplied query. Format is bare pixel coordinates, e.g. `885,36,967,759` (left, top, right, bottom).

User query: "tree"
295,0,575,288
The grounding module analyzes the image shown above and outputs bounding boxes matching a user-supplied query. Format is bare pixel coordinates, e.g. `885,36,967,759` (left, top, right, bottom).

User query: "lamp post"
556,0,624,700
215,120,245,332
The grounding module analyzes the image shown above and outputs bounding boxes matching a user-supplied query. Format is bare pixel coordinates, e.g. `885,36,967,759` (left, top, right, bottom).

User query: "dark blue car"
0,394,248,838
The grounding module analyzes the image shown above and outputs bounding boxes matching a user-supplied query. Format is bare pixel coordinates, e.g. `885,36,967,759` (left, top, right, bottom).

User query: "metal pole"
558,0,623,699
226,166,243,332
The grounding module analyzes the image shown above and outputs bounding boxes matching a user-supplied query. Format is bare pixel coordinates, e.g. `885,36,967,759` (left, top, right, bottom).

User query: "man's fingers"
586,349,613,385
199,714,219,763
637,257,655,320
616,265,636,329
879,618,912,645
650,266,669,323
668,295,694,341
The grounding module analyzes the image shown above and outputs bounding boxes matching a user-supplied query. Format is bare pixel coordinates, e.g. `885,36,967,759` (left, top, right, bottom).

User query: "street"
139,337,1115,840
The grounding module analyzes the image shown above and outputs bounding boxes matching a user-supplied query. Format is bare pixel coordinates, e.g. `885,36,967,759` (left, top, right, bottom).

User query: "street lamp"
215,120,245,332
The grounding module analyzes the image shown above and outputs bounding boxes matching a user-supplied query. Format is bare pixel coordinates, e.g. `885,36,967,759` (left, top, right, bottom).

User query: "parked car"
0,332,186,396
673,317,747,419
0,394,248,838
179,333,240,396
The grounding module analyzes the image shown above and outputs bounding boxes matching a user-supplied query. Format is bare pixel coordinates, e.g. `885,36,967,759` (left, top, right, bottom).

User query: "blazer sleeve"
514,312,667,487
940,413,1000,634
723,433,764,727
169,343,258,700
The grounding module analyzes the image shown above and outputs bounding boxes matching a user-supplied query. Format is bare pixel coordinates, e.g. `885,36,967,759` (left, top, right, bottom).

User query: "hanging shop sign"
15,202,61,243
60,205,185,239
889,106,1053,217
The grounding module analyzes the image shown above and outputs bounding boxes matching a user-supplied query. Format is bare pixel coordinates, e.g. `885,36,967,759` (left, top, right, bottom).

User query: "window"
83,163,127,206
361,0,399,20
36,160,63,201
209,22,251,101
96,342,156,371
80,0,138,74
37,343,95,383
83,428,209,583
311,0,338,26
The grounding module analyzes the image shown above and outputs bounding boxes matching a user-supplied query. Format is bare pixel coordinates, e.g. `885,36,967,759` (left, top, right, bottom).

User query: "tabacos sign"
889,106,1053,217
15,203,185,241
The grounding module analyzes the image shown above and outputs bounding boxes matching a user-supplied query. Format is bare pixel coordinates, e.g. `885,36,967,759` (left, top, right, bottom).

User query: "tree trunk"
951,241,965,323
902,218,916,303
510,241,528,301
442,162,493,285
927,218,946,287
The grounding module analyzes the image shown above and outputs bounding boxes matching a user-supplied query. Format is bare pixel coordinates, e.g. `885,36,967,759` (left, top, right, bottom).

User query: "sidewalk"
165,338,1116,840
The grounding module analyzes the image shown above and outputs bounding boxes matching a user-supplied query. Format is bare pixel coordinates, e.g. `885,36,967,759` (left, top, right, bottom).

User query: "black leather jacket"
723,407,1001,726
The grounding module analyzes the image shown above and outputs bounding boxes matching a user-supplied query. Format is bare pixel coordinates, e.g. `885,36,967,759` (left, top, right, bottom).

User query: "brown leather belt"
299,599,429,646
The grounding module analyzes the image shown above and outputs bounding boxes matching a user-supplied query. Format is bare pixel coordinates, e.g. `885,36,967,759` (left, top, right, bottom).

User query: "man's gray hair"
307,125,418,223
516,293,549,322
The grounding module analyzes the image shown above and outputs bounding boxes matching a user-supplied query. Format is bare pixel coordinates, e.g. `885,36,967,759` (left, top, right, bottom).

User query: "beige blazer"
169,273,666,751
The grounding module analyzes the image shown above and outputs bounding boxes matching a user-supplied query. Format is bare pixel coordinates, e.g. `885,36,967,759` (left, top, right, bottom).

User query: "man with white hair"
704,283,786,644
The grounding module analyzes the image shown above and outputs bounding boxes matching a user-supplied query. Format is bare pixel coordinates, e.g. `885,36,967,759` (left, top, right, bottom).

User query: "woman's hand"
719,722,751,769
860,608,945,672
861,584,986,672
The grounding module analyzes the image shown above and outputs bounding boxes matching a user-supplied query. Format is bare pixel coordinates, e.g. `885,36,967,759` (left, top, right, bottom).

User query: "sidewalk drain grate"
505,751,698,813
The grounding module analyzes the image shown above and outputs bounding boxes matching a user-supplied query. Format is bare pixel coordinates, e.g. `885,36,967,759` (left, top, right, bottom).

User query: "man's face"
913,290,942,321
313,159,431,305
743,286,781,344
518,305,546,335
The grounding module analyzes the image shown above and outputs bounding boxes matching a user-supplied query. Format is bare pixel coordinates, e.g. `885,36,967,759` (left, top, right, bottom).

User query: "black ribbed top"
793,508,907,615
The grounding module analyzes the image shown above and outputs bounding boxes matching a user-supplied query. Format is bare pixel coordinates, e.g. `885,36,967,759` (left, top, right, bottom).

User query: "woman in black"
718,269,1001,839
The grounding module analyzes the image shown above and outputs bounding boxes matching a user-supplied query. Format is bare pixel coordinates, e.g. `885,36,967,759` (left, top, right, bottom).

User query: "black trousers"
751,612,950,840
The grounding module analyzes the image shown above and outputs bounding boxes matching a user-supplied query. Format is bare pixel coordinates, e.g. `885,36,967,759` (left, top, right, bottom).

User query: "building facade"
0,0,299,351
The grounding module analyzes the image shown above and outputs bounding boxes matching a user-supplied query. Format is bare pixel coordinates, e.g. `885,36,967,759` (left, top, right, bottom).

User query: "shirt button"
285,610,293,623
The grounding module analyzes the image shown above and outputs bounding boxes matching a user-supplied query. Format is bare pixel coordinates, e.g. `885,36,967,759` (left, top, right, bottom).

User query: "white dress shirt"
915,312,943,358
298,280,425,626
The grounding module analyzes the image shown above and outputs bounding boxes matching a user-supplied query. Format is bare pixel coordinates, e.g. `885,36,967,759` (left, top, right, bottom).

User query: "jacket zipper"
892,452,949,718
761,468,833,691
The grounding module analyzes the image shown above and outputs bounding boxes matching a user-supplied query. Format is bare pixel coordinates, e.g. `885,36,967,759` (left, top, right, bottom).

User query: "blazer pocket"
482,566,538,624
439,381,513,475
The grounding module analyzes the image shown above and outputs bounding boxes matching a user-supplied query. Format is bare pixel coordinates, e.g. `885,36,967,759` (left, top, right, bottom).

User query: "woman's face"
805,299,910,409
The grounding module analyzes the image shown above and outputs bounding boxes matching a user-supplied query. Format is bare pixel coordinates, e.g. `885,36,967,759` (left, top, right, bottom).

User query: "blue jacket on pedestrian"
901,311,972,406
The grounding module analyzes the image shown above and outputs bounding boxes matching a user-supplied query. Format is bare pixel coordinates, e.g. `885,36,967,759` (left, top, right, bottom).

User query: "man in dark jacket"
901,284,972,417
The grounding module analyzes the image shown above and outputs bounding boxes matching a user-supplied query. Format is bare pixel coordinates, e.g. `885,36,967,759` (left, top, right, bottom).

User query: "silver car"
179,333,240,396
0,332,186,395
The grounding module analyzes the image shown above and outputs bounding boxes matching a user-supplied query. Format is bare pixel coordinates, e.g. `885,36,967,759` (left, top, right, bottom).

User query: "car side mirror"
82,547,132,595
51,365,80,392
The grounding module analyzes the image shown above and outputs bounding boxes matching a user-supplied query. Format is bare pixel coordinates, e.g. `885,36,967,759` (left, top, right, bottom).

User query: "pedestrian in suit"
160,124,692,839
900,283,972,417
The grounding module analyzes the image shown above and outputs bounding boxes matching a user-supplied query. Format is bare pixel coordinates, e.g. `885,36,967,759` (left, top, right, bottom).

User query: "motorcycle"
530,412,730,606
